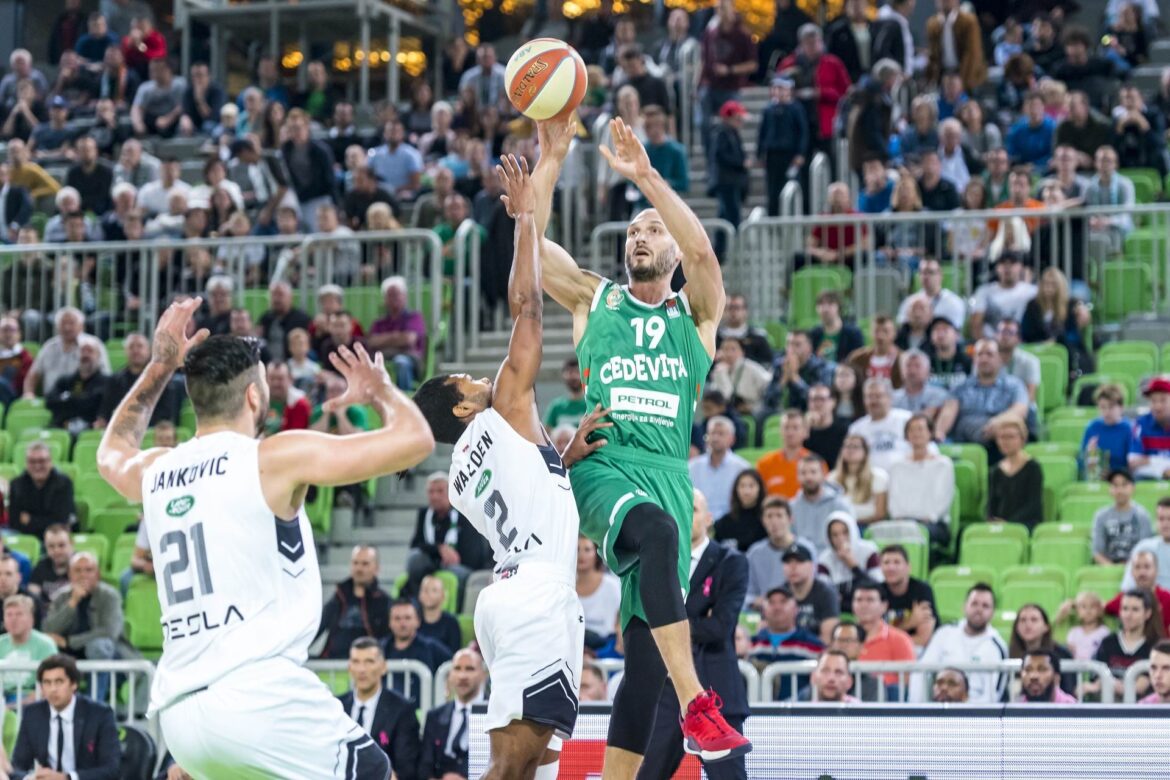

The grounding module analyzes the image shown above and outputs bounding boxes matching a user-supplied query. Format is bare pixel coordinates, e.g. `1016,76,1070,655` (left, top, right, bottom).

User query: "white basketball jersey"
448,409,579,576
141,431,321,713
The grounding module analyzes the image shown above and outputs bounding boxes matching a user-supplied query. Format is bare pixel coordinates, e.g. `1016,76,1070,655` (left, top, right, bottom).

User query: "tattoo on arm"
108,367,172,449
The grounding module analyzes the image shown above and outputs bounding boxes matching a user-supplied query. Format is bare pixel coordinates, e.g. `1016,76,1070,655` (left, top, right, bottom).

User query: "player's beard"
626,245,676,282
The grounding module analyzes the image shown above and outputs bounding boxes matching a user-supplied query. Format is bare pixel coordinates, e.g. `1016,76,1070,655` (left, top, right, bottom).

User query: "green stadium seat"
959,537,1027,569
951,459,983,525
305,485,334,535
88,507,141,552
734,448,768,465
316,669,352,695
1098,340,1160,371
105,341,127,372
108,534,138,582
1048,407,1098,425
865,521,930,580
0,431,12,463
4,408,51,439
1026,442,1079,459
1046,417,1089,447
1097,353,1156,388
991,610,1018,643
764,322,787,349
179,403,197,432
346,286,383,331
929,565,996,623
1100,262,1151,324
1037,353,1068,412
939,443,988,489
739,416,756,450
963,521,1030,546
5,534,40,564
760,414,781,450
71,534,109,569
1059,495,1105,527
1033,454,1078,523
392,572,408,598
1074,565,1126,601
1120,167,1161,203
1000,563,1068,592
77,473,134,511
55,463,78,484
458,613,475,647
9,435,66,465
999,578,1065,617
124,577,163,657
1134,482,1170,518
1032,523,1091,545
241,289,269,322
1029,536,1091,576
434,569,459,613
72,439,100,469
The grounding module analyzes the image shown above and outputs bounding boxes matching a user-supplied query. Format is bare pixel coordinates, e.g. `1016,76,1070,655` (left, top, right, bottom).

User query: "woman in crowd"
887,414,954,545
957,100,1002,157
828,435,888,527
1009,603,1076,694
259,100,286,150
818,511,882,608
576,535,621,651
418,100,456,161
952,178,992,265
833,364,862,422
402,79,435,142
1021,267,1094,379
596,85,645,223
1089,590,1163,699
714,469,768,552
987,413,1044,528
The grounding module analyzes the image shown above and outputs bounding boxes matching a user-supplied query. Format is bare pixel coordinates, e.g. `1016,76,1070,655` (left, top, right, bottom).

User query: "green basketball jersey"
576,280,712,463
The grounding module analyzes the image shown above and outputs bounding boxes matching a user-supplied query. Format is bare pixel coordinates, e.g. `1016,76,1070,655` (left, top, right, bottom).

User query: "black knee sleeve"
615,503,687,628
608,618,668,755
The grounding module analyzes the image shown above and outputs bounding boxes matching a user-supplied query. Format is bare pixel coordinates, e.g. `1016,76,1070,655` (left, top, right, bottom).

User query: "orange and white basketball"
505,38,588,121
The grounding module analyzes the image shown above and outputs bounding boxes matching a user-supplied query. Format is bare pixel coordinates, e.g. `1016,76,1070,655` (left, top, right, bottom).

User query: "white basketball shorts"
158,657,390,779
473,561,584,750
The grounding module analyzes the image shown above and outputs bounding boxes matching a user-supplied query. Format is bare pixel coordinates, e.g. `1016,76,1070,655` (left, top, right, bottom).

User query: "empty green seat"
963,521,1030,547
5,534,40,564
434,569,460,613
1026,442,1079,459
1046,417,1089,447
88,507,141,552
760,414,782,450
4,408,50,438
458,613,475,648
72,439,100,469
1037,353,1068,412
930,565,996,623
1030,536,1091,575
1074,565,1125,601
1098,340,1160,370
1060,496,1106,527
107,534,138,583
71,533,109,569
734,447,768,464
124,577,163,657
999,578,1065,617
1097,353,1156,387
1032,523,1091,544
305,485,334,535
76,473,134,511
1034,454,1078,523
1134,482,1170,518
1100,263,1151,324
960,537,1026,569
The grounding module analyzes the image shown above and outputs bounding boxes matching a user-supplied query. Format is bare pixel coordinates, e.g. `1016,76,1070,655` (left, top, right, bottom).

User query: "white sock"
534,758,560,780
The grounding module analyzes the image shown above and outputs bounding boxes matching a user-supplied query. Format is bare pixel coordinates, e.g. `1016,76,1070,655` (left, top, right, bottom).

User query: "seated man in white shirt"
848,377,914,473
897,258,966,330
707,336,772,418
10,653,121,779
338,637,421,772
689,415,751,519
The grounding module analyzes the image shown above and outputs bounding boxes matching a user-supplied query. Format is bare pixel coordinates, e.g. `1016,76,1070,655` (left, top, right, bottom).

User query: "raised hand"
599,117,652,183
324,343,392,412
537,114,575,161
152,297,210,371
497,154,535,218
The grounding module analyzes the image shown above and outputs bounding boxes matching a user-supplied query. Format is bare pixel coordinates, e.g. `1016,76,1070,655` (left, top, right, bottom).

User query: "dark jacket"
9,469,76,539
419,701,468,780
382,635,452,708
11,695,120,780
825,16,872,82
64,162,114,216
279,138,339,204
97,366,179,426
410,507,493,573
847,75,895,172
758,100,809,158
870,18,907,72
46,370,109,429
689,542,750,716
2,185,33,231
317,577,392,659
339,688,421,780
710,123,749,195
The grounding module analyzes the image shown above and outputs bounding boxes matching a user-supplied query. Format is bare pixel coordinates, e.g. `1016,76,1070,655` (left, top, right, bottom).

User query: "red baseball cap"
1145,376,1170,396
719,100,748,119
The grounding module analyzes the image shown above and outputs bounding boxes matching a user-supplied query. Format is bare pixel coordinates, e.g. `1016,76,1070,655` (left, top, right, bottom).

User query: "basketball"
504,38,588,121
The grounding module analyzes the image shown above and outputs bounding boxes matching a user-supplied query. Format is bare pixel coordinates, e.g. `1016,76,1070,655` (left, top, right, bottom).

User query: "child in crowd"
1092,469,1153,565
1080,383,1132,478
1061,591,1112,661
286,327,320,393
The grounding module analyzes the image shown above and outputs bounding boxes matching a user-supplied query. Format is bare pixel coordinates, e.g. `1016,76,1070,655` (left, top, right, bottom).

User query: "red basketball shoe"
680,689,752,762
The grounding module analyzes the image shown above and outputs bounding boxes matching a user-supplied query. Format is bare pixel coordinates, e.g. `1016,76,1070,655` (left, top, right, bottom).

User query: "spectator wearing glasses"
806,384,849,466
716,294,772,367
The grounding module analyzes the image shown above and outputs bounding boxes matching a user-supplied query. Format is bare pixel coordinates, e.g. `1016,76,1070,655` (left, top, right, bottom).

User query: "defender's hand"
561,404,613,467
324,344,392,412
497,154,536,218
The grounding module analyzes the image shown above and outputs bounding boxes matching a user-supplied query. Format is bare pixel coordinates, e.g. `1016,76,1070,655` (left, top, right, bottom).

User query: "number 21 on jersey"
631,316,665,349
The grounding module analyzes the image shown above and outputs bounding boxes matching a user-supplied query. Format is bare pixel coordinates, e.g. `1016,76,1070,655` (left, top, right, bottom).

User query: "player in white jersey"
96,298,434,779
413,155,605,780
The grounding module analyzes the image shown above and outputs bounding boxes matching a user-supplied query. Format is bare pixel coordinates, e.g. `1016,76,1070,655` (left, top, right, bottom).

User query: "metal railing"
452,218,484,363
0,229,444,349
757,659,1116,704
730,202,1170,325
1124,660,1154,704
306,658,435,714
589,658,763,703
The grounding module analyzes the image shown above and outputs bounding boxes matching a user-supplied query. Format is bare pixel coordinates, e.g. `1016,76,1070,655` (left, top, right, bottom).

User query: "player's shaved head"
185,335,267,425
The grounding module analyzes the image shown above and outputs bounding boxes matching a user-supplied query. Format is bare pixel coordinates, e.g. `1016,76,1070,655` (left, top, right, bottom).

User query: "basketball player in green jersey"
531,116,751,776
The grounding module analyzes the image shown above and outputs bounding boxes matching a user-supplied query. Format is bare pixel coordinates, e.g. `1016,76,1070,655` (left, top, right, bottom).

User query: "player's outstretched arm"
492,156,543,434
98,297,209,503
600,117,726,353
260,344,434,517
532,117,600,323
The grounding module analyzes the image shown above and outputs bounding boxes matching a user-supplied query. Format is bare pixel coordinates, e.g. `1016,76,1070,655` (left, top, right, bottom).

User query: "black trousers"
635,684,747,780
764,150,795,217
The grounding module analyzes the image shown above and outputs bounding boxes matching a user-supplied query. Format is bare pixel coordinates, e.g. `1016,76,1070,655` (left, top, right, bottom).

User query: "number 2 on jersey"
483,490,516,549
631,316,665,349
159,523,214,606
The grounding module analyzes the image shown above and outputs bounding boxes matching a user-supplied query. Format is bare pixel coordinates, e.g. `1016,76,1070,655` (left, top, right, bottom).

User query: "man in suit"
339,637,421,780
638,489,750,780
11,653,120,779
419,648,486,780
405,472,492,598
